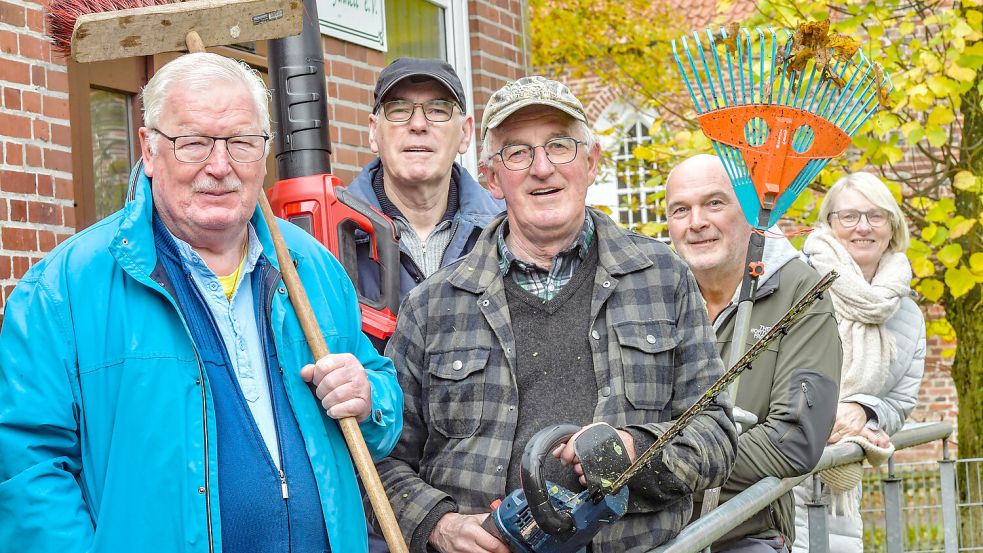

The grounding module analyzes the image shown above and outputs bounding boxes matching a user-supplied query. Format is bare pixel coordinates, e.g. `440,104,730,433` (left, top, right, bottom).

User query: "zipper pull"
280,469,289,499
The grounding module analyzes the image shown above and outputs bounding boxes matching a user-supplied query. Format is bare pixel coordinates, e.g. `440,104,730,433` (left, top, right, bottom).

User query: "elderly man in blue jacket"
0,52,402,553
347,58,503,351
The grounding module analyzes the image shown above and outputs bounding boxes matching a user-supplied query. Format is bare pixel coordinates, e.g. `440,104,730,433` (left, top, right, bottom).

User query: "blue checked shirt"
497,213,595,301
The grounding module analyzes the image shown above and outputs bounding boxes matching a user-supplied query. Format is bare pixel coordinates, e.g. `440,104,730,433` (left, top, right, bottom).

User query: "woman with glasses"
791,172,925,552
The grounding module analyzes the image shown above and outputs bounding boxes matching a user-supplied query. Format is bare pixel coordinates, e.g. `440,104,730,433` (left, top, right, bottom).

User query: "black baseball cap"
373,58,467,114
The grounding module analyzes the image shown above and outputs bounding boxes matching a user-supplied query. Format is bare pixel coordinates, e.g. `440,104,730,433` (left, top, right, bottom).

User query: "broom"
45,2,409,552
671,20,891,524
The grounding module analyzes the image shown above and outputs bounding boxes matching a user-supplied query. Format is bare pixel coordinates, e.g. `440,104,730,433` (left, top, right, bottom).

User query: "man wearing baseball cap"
373,76,738,553
347,58,503,352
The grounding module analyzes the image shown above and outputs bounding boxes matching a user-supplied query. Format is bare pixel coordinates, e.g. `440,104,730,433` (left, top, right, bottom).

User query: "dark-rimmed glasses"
151,128,269,163
380,100,458,123
492,137,584,171
829,208,889,228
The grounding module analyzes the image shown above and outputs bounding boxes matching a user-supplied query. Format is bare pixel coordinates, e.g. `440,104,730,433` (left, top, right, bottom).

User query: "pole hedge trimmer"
671,20,891,521
482,271,838,553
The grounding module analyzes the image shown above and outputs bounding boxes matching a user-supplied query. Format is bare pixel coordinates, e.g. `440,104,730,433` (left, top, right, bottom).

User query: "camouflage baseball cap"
480,76,588,139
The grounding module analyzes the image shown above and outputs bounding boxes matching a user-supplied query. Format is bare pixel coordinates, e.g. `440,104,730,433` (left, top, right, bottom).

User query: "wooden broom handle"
258,194,408,553
183,31,409,553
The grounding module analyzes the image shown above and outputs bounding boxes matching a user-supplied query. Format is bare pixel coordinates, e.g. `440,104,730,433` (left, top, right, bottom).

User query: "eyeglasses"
492,137,584,171
380,99,458,123
829,208,890,228
151,128,270,163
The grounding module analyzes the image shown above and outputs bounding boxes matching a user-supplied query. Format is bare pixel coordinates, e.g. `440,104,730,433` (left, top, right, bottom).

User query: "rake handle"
183,33,409,553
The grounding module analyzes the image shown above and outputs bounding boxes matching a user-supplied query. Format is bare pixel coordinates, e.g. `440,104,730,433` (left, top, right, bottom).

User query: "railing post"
939,439,959,553
884,456,904,553
807,475,829,553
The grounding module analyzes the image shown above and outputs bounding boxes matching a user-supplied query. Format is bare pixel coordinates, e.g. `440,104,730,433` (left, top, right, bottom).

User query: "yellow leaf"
911,256,936,278
633,145,656,161
971,252,983,272
967,10,983,30
938,243,964,267
926,127,949,147
926,75,958,97
928,106,956,127
917,278,945,302
945,266,977,298
922,224,939,241
953,170,980,191
949,218,977,238
946,63,977,82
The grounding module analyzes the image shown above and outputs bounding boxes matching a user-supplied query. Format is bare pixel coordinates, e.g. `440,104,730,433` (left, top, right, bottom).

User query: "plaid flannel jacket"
378,209,738,553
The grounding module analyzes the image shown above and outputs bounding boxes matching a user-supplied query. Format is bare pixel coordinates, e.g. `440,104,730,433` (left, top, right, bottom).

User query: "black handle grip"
520,423,581,535
336,187,401,316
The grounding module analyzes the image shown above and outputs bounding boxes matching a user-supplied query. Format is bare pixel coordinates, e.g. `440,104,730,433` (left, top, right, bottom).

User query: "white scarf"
802,227,913,399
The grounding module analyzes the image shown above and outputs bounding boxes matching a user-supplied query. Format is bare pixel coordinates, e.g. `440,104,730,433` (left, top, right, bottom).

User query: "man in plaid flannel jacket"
375,77,739,553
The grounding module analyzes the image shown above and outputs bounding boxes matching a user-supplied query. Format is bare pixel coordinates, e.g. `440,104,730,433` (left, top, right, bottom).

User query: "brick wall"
0,0,75,325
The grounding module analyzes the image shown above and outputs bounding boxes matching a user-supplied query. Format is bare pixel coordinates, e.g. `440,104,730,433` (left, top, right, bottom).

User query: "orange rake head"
673,25,891,228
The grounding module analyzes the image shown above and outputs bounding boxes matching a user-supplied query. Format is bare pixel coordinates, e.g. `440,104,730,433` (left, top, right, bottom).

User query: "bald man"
665,154,841,552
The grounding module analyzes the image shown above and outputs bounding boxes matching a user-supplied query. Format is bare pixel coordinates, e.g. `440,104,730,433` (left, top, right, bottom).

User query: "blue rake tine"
706,28,731,107
673,39,705,111
672,39,704,111
682,35,714,113
766,28,778,104
695,32,722,110
756,28,767,104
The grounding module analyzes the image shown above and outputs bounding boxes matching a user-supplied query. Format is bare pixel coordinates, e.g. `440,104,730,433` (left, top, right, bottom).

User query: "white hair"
141,53,271,155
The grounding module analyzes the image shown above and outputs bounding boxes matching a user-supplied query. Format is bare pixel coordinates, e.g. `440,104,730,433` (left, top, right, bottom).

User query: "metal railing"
862,456,983,552
649,422,955,553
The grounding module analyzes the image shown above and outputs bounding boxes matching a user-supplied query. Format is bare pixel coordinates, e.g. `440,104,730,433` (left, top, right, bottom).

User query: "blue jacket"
0,163,403,553
346,158,503,306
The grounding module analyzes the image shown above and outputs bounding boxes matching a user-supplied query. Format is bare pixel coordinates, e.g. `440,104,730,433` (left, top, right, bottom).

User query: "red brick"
22,90,40,113
2,227,37,251
29,202,60,225
30,64,44,87
0,112,31,139
39,230,57,252
46,68,69,95
57,232,72,245
0,198,6,219
0,255,11,280
17,33,45,60
0,28,16,55
11,255,30,278
0,1,25,27
0,57,30,85
26,5,43,33
9,199,26,222
25,144,41,166
62,206,75,229
1,170,35,194
2,86,20,110
51,123,70,147
37,173,53,197
44,147,72,173
42,95,69,120
55,177,72,200
32,118,49,141
5,141,23,165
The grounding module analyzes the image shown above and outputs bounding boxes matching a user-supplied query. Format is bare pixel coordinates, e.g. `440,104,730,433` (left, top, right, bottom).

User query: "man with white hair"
0,52,402,553
665,154,841,552
367,77,737,553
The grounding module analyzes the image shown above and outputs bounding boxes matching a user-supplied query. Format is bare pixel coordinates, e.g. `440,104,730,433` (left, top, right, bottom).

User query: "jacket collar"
348,157,504,225
447,207,651,295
